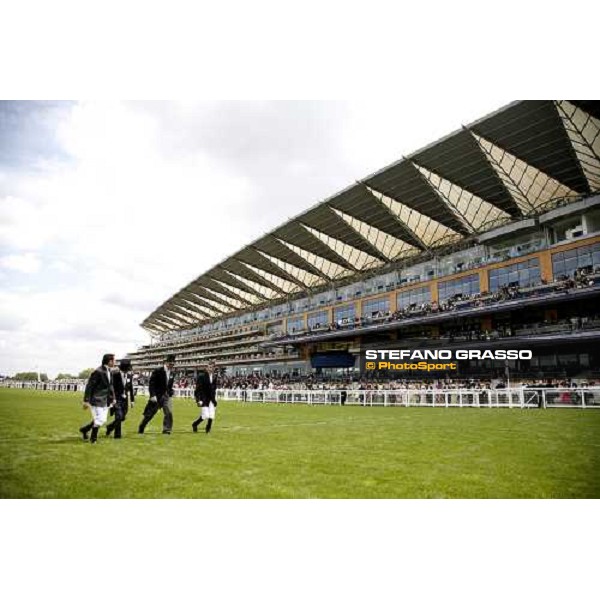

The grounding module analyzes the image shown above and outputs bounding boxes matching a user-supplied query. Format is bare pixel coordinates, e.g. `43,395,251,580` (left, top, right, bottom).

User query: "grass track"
1,389,599,498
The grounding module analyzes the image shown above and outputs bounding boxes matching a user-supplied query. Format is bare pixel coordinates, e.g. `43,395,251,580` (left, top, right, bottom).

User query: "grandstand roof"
143,100,600,334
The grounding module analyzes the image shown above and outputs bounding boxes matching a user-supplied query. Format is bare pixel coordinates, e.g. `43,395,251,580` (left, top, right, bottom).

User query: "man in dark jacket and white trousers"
192,360,219,434
138,354,176,435
106,358,135,439
80,353,116,444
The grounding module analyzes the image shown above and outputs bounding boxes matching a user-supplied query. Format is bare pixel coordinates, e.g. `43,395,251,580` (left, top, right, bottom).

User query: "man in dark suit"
138,354,176,435
192,361,219,434
79,353,116,444
106,358,135,438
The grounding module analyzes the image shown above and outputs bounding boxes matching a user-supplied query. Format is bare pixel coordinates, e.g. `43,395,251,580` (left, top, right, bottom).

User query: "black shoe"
162,431,171,435
192,422,198,433
205,428,211,434
79,427,89,440
114,435,122,439
138,428,144,434
90,438,97,444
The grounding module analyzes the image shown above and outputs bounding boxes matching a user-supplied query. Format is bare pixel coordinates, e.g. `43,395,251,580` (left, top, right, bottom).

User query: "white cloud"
0,196,54,250
48,260,75,274
0,252,41,273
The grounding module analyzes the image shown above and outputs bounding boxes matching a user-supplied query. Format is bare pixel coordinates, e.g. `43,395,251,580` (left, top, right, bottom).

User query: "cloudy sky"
0,98,509,377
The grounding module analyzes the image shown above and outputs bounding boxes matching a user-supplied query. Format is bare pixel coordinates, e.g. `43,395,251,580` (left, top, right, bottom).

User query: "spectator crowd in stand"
190,372,598,391
273,268,600,341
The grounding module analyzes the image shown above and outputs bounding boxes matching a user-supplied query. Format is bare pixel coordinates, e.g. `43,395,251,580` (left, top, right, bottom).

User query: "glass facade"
308,291,335,310
266,321,283,335
437,246,485,277
397,286,431,309
363,272,397,294
362,297,390,317
307,310,329,329
488,258,541,292
290,297,309,314
270,303,287,318
552,242,600,278
334,304,356,323
487,232,545,264
399,262,428,285
438,274,480,302
287,317,305,334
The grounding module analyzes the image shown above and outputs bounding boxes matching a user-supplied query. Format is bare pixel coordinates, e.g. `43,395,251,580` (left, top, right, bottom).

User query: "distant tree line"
10,369,95,381
13,372,48,381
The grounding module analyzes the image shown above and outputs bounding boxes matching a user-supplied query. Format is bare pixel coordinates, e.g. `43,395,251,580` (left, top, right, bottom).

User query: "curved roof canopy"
143,100,600,334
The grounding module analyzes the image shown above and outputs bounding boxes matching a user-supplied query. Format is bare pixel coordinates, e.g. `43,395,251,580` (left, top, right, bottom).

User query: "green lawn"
1,388,599,498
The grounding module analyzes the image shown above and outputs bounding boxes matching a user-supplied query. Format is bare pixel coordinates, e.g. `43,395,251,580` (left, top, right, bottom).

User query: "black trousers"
107,399,128,437
139,395,173,433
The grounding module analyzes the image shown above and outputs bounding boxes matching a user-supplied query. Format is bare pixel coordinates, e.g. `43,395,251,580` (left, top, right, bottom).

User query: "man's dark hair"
102,353,115,366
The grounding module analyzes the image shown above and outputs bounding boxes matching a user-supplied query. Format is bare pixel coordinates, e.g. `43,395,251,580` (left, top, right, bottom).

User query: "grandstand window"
271,304,286,318
257,309,270,321
437,274,480,302
291,298,309,313
334,304,355,323
552,243,600,278
307,291,334,309
351,282,366,297
397,286,431,309
488,258,541,291
488,233,545,263
266,321,283,335
400,264,424,284
368,271,398,289
362,297,390,317
287,317,304,334
437,247,485,277
307,310,329,329
335,283,359,301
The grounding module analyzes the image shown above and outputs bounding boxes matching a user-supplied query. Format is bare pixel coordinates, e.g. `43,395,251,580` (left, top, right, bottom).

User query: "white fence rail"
216,387,600,409
1,381,86,392
2,381,600,408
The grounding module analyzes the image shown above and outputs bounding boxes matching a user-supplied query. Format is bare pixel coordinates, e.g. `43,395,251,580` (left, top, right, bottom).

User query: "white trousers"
201,404,216,419
91,405,109,427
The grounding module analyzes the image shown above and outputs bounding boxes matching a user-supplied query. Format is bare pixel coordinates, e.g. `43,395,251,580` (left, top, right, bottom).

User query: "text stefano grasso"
364,349,533,360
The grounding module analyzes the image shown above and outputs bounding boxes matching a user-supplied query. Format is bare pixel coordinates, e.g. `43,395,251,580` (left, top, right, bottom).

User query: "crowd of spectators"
207,372,598,391
273,269,600,341
4,371,598,393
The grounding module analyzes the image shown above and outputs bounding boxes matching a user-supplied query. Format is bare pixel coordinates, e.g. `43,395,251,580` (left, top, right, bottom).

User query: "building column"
430,281,438,303
479,268,489,293
539,251,553,283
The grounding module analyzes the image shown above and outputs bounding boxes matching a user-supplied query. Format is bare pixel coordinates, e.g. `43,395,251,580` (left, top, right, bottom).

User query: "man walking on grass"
106,358,134,439
138,354,176,435
80,353,115,444
192,360,219,434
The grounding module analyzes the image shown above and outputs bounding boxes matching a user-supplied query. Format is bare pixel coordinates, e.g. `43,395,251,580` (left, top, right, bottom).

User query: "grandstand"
126,100,600,382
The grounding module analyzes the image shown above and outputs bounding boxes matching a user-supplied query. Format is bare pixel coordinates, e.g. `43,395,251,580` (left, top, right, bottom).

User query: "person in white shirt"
192,361,219,434
80,353,115,444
